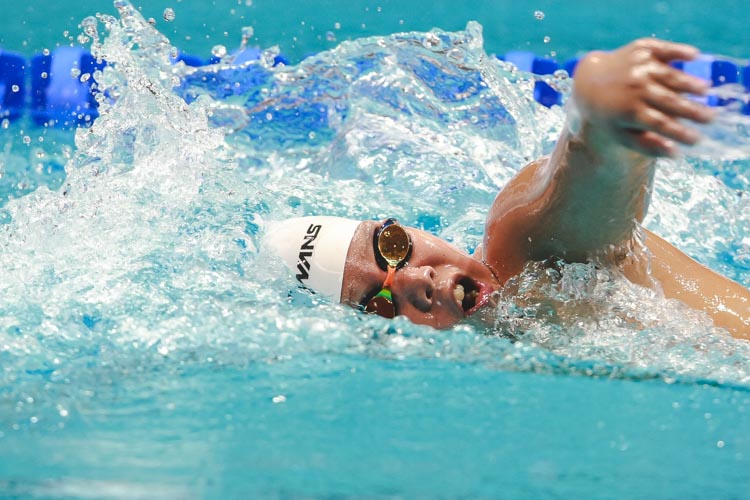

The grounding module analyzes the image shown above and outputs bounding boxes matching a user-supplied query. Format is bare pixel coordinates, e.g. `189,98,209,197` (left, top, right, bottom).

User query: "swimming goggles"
363,218,413,318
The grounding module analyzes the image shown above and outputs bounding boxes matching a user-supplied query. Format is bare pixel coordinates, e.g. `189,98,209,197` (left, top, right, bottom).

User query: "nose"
393,265,436,313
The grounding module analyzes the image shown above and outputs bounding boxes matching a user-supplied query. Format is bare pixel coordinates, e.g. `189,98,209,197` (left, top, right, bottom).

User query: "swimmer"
265,38,750,341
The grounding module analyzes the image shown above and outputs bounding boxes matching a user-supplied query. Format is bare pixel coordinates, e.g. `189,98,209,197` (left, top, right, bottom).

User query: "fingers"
619,129,678,157
652,64,711,95
631,106,702,145
634,38,700,63
644,83,715,124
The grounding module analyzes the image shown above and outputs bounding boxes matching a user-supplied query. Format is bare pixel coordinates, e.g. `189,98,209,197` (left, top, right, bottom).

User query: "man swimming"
265,38,750,341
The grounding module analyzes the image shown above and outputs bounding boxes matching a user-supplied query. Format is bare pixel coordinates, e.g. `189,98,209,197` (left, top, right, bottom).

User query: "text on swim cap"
295,223,322,282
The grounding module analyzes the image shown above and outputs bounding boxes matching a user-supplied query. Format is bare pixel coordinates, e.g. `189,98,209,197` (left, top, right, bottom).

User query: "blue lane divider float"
31,46,106,127
0,49,26,121
501,51,563,107
0,46,749,128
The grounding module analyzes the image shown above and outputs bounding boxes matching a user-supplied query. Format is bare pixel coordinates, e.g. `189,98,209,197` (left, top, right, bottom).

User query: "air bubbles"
326,31,336,42
23,136,31,145
148,17,156,26
81,16,98,37
543,36,551,44
260,46,280,68
422,32,441,49
241,26,254,40
70,68,81,79
272,395,286,403
534,10,545,20
42,48,50,56
211,45,227,58
239,26,254,50
334,22,341,30
11,85,19,93
163,8,176,22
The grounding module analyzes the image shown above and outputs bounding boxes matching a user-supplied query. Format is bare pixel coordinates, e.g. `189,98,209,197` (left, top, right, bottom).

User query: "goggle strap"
383,266,396,288
374,287,393,301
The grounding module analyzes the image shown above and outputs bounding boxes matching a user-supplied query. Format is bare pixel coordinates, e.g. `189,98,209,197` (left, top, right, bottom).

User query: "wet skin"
340,220,500,329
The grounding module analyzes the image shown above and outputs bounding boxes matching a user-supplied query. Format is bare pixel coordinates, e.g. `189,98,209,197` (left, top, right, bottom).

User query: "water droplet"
22,136,31,145
534,10,545,20
326,31,336,42
81,16,98,36
543,36,551,43
42,48,50,56
1,119,9,129
422,32,441,49
30,416,38,424
59,408,69,417
80,73,91,83
717,440,725,448
211,44,227,58
163,8,176,22
334,22,341,30
70,68,81,79
272,395,286,403
11,85,19,93
265,112,273,121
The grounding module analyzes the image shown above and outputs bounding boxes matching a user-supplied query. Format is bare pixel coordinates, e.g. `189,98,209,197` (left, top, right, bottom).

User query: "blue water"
2,1,750,498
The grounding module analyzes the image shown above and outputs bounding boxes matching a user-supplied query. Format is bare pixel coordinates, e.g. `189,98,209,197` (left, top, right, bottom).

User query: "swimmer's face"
341,220,500,329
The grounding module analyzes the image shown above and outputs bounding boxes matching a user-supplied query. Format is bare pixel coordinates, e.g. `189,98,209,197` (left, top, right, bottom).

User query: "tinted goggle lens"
364,220,412,319
378,223,411,268
364,293,396,319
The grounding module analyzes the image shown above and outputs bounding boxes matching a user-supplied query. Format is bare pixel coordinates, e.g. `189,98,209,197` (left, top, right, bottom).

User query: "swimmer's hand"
572,38,715,157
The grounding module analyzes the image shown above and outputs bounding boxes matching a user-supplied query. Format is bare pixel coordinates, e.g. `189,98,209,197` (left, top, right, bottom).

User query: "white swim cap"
264,216,362,301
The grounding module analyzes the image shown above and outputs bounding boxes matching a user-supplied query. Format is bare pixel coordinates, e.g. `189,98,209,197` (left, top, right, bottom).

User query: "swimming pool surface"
2,1,750,498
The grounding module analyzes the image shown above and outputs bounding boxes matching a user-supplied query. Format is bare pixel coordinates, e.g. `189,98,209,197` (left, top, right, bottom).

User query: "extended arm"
482,39,713,282
480,39,750,339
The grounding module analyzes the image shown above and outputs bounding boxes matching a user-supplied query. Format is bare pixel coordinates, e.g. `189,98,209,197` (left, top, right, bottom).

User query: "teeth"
454,283,465,305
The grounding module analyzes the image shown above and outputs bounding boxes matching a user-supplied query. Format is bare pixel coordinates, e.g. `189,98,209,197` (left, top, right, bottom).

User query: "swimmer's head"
266,217,500,328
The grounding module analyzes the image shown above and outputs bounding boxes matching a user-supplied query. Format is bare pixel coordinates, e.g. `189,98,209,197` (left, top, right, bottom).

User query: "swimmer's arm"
628,230,750,340
482,39,713,281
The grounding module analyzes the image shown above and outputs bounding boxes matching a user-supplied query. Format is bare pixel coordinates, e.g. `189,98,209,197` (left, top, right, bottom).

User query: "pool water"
2,1,750,497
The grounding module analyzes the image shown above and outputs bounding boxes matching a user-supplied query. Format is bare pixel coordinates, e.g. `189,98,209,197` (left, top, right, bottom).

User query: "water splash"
0,0,749,424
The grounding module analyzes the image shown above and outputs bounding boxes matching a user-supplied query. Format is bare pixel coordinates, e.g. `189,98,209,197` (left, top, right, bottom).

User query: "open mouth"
454,277,480,314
